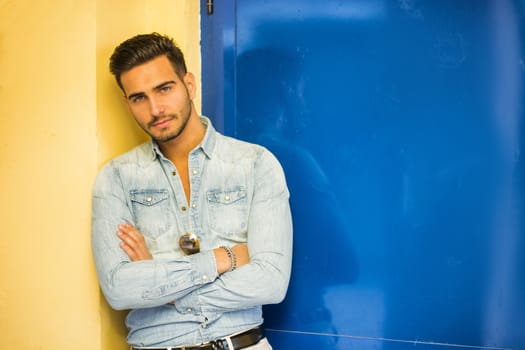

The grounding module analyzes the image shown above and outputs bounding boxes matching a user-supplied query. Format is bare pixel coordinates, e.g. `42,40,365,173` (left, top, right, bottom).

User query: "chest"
123,158,254,256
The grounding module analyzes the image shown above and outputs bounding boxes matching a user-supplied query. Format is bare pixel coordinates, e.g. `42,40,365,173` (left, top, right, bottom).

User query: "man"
91,33,293,350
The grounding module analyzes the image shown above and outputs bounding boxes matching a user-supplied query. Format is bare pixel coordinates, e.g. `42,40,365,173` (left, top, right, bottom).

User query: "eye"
160,85,171,93
131,95,145,103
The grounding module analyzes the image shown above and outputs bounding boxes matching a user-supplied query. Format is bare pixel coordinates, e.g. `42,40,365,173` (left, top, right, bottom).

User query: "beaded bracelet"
221,246,237,272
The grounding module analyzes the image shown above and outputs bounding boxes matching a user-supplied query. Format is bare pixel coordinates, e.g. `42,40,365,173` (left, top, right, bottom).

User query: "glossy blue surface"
201,1,525,349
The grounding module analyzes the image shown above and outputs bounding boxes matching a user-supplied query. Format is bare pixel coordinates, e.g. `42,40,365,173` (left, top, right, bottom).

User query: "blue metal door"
201,1,525,349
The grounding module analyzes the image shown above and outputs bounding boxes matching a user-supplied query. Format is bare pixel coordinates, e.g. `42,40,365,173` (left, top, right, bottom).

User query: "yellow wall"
0,1,200,349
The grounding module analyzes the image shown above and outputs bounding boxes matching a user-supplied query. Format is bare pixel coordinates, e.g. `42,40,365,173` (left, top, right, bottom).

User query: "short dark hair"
109,32,188,90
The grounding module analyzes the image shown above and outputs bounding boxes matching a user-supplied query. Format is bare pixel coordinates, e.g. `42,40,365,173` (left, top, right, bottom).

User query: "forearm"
178,253,290,314
93,237,218,310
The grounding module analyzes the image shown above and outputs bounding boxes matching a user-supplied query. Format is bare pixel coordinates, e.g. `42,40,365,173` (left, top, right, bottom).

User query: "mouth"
150,117,173,129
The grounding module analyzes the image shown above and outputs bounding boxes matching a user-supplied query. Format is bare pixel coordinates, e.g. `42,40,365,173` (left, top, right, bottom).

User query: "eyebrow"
127,80,177,101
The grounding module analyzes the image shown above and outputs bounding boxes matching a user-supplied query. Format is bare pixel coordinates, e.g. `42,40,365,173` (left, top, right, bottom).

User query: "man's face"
120,55,195,143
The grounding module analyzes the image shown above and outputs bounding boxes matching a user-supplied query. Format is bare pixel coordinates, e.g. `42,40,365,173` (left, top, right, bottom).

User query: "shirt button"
225,195,230,201
181,206,187,211
202,275,208,281
172,171,177,176
146,197,153,203
192,170,198,175
201,316,209,328
191,203,196,208
186,308,193,313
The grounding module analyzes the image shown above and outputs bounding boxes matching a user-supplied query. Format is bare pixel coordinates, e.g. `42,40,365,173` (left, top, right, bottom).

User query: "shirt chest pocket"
130,189,173,238
206,188,248,239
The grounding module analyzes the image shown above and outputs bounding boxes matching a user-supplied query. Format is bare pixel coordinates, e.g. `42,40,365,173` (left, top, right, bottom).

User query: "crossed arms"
91,151,292,313
117,223,250,273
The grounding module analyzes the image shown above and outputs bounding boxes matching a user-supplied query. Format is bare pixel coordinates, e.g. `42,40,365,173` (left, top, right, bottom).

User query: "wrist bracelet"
221,246,237,272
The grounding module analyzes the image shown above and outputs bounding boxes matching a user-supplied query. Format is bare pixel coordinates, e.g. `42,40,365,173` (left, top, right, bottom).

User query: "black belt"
131,326,265,350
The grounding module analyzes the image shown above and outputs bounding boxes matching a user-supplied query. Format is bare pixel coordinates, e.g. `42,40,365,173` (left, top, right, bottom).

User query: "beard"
146,93,193,143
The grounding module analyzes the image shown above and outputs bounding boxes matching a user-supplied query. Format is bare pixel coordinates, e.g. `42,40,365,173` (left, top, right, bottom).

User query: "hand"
117,224,153,261
232,244,250,267
213,244,250,274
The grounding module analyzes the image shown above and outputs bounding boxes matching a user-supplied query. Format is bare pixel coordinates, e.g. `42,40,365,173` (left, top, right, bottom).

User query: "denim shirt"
91,117,292,347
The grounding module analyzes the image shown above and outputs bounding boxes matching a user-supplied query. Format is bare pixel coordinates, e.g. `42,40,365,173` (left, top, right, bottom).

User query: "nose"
148,96,165,116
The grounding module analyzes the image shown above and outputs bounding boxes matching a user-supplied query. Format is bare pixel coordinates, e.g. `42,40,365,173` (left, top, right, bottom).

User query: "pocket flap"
206,188,246,204
130,190,169,206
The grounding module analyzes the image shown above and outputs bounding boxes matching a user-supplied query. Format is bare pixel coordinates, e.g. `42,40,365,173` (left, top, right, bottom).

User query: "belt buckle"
209,339,227,350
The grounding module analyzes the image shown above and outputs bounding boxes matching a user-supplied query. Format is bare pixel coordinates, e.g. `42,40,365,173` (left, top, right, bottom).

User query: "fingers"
117,224,153,261
213,247,231,274
232,244,250,267
118,224,142,242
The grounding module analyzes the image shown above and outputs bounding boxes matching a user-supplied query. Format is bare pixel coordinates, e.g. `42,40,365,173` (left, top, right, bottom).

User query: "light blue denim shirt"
91,117,293,347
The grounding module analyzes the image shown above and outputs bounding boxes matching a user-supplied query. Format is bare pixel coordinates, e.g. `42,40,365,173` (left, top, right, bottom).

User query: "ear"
183,72,197,100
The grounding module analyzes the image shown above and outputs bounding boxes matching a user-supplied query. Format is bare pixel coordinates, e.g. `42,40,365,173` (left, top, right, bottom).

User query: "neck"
159,109,205,162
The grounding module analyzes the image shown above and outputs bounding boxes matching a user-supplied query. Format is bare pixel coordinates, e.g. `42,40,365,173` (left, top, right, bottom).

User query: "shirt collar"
198,116,216,159
148,116,216,161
